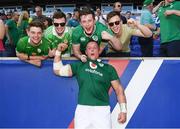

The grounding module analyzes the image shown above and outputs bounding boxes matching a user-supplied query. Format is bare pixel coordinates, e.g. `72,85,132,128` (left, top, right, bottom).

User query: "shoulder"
19,36,29,43
64,26,73,34
42,37,52,43
70,61,83,72
16,36,29,49
96,21,108,29
72,25,83,36
44,25,53,35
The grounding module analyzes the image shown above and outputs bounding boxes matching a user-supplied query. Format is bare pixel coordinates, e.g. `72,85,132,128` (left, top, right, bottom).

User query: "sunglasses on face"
54,22,66,27
108,21,120,27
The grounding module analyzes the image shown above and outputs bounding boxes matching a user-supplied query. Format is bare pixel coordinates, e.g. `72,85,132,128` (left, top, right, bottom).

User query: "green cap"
143,0,154,6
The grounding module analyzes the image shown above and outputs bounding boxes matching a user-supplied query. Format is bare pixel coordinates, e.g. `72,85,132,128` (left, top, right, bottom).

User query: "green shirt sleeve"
16,38,27,53
72,26,82,45
109,65,119,81
70,61,82,75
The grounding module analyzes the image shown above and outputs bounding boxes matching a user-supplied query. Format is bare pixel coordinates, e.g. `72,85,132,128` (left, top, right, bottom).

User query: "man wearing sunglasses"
106,11,152,57
45,11,72,57
72,7,122,62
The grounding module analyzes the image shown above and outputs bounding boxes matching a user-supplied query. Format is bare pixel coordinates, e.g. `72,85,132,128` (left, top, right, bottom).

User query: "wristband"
119,103,127,113
55,50,61,56
53,61,63,70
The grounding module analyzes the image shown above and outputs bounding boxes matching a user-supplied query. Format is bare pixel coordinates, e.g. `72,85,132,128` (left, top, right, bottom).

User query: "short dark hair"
107,11,121,22
28,21,45,31
53,11,66,22
86,40,99,50
74,8,80,12
79,7,95,20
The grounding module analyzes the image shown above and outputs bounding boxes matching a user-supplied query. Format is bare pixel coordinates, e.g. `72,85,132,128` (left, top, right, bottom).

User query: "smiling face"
80,14,95,35
27,27,43,44
85,41,99,60
108,15,121,35
53,17,66,35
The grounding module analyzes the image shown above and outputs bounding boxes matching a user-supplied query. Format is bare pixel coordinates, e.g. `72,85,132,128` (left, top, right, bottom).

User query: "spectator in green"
5,11,19,46
44,11,72,57
157,0,180,56
72,7,122,62
16,21,53,67
17,11,29,38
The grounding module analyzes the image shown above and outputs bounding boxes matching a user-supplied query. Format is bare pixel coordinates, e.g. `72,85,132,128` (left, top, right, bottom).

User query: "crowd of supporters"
0,0,180,62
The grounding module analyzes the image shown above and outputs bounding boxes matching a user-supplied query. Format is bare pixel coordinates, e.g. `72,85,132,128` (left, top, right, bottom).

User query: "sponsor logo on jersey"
89,62,97,69
85,68,103,77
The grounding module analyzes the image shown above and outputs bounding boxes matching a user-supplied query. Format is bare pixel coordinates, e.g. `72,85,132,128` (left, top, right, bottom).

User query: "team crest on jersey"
37,49,41,53
92,35,98,41
80,37,86,42
89,62,97,69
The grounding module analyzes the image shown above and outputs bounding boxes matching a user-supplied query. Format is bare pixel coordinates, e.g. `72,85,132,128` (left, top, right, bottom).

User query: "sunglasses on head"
54,22,66,27
108,21,120,27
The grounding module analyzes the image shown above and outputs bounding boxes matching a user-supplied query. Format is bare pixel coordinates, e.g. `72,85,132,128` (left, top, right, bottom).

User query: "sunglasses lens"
115,21,120,25
109,21,120,27
109,23,114,27
60,23,66,27
54,23,66,27
54,23,59,27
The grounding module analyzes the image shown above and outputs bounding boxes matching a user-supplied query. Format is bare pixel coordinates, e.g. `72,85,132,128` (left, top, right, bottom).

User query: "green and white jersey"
16,36,51,56
72,22,113,53
45,26,72,55
70,59,119,106
158,1,180,43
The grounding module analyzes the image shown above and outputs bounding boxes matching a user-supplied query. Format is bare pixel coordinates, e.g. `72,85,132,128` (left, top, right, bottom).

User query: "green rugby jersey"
72,22,113,53
45,26,72,55
16,36,51,56
70,59,119,106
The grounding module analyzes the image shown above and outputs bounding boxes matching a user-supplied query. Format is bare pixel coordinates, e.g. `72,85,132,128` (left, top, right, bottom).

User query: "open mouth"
90,53,95,56
85,27,93,35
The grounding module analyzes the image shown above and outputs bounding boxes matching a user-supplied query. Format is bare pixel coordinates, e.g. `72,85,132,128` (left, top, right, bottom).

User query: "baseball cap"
143,0,154,6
